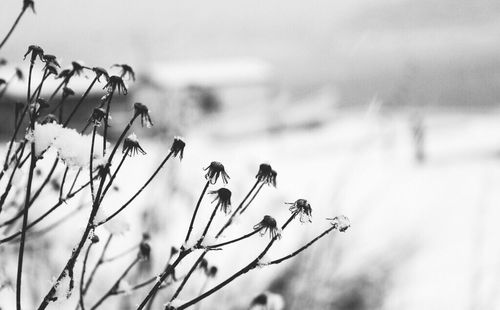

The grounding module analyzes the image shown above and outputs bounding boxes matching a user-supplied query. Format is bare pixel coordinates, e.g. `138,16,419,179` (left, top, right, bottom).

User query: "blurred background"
1,0,500,309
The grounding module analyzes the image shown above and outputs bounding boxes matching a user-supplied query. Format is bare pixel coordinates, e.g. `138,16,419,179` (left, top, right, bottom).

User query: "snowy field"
2,107,500,309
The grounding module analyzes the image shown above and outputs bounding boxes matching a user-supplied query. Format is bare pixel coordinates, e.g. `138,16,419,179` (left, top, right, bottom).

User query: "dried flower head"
199,258,209,273
0,58,6,66
133,102,153,128
15,68,24,80
170,246,179,257
71,61,89,76
44,63,58,76
170,137,185,160
256,163,277,187
286,199,312,223
23,0,35,13
62,87,75,98
23,45,44,63
89,107,107,126
138,242,151,260
40,114,58,124
57,68,73,81
209,188,232,214
104,75,127,95
112,64,135,81
92,67,109,82
42,54,60,68
327,215,351,232
123,133,146,156
0,79,5,87
90,235,100,243
253,215,281,239
203,161,230,184
208,266,218,278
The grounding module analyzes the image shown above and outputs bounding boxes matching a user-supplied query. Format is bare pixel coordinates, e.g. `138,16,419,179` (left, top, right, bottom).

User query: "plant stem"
206,229,259,249
97,151,174,226
90,257,140,310
82,235,113,296
79,242,95,310
196,202,219,246
98,151,128,201
170,251,207,302
265,225,337,266
184,181,210,245
59,167,69,201
215,179,260,238
89,126,97,203
239,183,264,214
64,77,98,127
0,8,26,50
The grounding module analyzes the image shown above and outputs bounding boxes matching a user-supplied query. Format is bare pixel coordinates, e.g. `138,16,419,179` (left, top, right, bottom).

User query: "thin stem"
184,181,210,245
196,202,219,246
2,103,29,173
64,77,98,127
136,249,192,310
170,251,207,302
59,168,69,201
0,8,26,50
239,183,264,214
67,168,82,195
175,215,296,310
215,179,260,238
101,242,138,264
206,229,260,249
15,60,36,310
90,257,140,310
102,89,114,157
0,178,94,244
49,78,66,102
265,225,337,266
89,126,97,203
99,149,128,201
97,151,174,226
79,242,95,310
0,144,26,214
83,235,113,295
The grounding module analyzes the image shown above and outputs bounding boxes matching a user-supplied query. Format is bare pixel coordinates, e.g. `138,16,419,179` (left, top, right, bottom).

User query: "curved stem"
79,242,95,310
64,77,98,127
0,8,26,50
206,229,259,249
238,183,264,215
82,235,113,296
184,181,210,245
97,151,173,226
170,251,207,302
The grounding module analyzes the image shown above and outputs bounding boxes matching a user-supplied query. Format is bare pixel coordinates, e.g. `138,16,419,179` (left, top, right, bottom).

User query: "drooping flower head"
208,266,218,278
42,54,60,68
286,199,312,223
15,68,24,80
71,61,89,76
104,75,127,95
203,161,230,184
256,163,277,187
62,87,75,99
170,137,185,160
112,64,135,81
23,45,44,63
133,102,153,127
92,67,109,82
90,234,100,243
57,68,73,81
89,107,107,126
0,58,6,66
23,0,35,13
44,63,58,77
327,215,351,232
209,188,232,214
199,258,209,273
138,242,151,261
0,79,5,87
123,133,146,156
253,215,281,239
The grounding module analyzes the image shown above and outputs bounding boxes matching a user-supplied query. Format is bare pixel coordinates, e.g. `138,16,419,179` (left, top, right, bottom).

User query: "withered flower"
209,188,232,214
203,161,230,184
170,137,185,160
103,75,127,95
112,64,135,81
253,215,281,239
123,133,146,156
133,102,153,127
286,199,312,223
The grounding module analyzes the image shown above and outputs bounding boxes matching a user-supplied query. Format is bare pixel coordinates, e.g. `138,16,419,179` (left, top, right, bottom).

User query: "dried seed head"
71,61,89,76
112,64,135,81
43,54,60,68
0,79,5,86
209,188,232,214
23,45,44,63
139,242,151,260
286,199,312,223
123,133,146,156
208,266,218,278
253,215,281,239
89,107,107,126
327,215,351,232
256,163,277,187
15,68,24,80
40,114,58,124
170,246,179,257
44,63,59,76
23,0,35,13
142,232,151,241
199,258,209,273
57,68,73,81
133,102,153,128
203,161,230,184
251,293,268,306
62,87,75,98
104,75,127,95
91,235,100,243
170,137,185,160
92,67,109,82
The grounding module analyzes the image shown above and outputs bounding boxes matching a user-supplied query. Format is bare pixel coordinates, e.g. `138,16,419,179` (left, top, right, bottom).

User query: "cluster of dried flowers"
0,4,350,310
